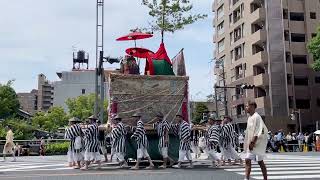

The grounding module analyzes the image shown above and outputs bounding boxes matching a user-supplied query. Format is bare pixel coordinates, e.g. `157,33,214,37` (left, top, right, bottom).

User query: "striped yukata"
111,122,127,162
153,120,170,158
65,124,83,162
84,123,101,161
220,123,240,160
206,125,221,161
132,120,150,159
172,121,192,162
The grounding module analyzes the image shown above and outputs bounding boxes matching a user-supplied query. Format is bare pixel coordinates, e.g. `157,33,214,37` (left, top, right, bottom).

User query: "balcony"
254,73,269,87
255,96,269,107
249,8,265,24
251,51,267,65
234,35,241,42
251,29,266,45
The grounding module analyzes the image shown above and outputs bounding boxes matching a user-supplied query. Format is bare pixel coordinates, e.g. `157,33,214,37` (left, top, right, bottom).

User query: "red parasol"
116,32,153,41
125,47,154,59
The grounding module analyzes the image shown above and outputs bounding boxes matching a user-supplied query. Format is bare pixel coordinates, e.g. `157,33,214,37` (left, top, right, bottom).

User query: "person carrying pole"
150,112,175,168
172,114,193,169
130,112,154,170
81,116,101,170
65,117,84,169
110,115,129,168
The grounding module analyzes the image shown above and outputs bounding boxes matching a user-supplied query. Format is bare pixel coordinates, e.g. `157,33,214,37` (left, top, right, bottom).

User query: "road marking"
238,170,320,175
253,174,320,180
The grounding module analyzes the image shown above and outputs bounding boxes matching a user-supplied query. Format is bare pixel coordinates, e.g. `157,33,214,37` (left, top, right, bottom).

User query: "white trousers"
137,147,150,159
178,150,192,162
207,149,219,161
221,145,241,160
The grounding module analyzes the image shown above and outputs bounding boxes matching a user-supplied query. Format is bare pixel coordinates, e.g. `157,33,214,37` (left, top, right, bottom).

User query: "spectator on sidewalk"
286,132,293,152
297,132,304,152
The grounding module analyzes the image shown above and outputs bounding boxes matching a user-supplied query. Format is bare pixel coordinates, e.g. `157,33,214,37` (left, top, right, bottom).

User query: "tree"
140,0,207,42
0,118,36,140
31,107,68,133
0,80,20,119
66,93,108,121
307,26,320,71
193,102,209,124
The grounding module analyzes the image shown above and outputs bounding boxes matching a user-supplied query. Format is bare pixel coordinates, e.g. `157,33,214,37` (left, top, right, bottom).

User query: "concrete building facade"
37,74,54,111
17,89,38,115
213,0,320,132
53,70,111,111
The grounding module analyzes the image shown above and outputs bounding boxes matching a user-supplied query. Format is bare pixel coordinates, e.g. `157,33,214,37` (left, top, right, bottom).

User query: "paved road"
0,153,319,180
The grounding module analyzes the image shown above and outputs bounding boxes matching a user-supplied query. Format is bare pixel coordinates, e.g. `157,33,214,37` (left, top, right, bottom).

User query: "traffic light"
105,57,120,64
240,84,255,89
290,113,296,121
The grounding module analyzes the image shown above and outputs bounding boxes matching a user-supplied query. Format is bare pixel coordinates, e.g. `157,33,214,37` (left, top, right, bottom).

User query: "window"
229,14,233,25
217,21,225,35
310,12,316,19
292,55,307,64
218,39,225,53
294,76,308,86
290,12,304,21
230,50,234,63
296,99,310,109
286,52,291,63
288,96,293,108
291,33,305,42
230,32,234,45
82,89,86,94
235,45,243,60
312,33,317,38
217,5,224,19
287,74,292,85
233,6,242,23
234,26,242,42
315,76,320,84
317,98,320,107
284,30,290,41
283,9,288,19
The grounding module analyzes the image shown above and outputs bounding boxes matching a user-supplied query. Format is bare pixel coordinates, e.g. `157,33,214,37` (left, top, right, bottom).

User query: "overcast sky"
0,0,215,101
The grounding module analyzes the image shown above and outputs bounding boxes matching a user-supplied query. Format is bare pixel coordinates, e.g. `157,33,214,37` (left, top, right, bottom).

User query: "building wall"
213,0,320,132
53,70,108,111
37,74,54,111
17,89,38,114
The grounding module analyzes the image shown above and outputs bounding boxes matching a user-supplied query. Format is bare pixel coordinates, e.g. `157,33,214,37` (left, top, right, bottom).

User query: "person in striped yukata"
111,115,129,168
205,115,222,168
130,112,154,170
65,117,84,169
97,120,108,162
151,112,174,168
172,114,193,169
81,116,101,170
220,116,243,166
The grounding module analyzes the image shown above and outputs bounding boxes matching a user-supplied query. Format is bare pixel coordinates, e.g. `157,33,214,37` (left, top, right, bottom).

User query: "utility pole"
95,0,104,122
214,86,219,118
221,64,228,116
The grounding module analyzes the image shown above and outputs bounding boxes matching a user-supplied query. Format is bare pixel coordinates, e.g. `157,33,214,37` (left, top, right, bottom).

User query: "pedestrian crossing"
0,161,72,172
223,154,320,179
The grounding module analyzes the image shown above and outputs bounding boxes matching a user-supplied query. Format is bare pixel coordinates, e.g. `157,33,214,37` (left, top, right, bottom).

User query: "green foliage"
66,93,108,121
307,26,320,71
140,0,207,38
193,102,208,124
0,80,20,119
0,118,36,140
31,106,68,133
46,141,70,155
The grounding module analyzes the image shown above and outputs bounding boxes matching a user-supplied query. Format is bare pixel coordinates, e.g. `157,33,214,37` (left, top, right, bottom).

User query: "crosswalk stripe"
253,174,320,180
226,166,320,172
0,163,66,172
6,167,72,172
238,170,320,175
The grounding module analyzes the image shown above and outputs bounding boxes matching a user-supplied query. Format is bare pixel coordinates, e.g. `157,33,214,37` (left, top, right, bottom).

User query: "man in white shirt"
244,101,268,180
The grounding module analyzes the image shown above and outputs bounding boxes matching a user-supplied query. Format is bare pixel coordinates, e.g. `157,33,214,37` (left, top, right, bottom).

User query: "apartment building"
213,0,320,132
37,74,54,111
